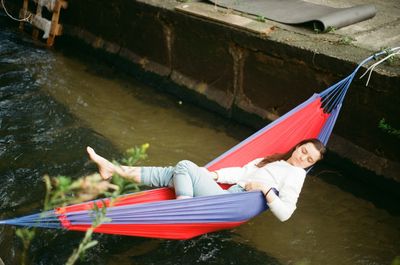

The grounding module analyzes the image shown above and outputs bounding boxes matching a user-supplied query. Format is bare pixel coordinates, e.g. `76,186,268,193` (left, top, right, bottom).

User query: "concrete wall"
16,0,400,183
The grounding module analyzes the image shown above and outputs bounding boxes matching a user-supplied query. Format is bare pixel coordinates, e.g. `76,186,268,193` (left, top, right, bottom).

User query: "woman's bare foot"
86,146,116,180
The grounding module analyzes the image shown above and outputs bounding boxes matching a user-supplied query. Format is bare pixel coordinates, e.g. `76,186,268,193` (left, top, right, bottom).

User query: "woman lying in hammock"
87,138,326,222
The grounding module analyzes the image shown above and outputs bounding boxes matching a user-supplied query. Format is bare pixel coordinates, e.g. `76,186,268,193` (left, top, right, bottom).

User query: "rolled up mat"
207,0,376,31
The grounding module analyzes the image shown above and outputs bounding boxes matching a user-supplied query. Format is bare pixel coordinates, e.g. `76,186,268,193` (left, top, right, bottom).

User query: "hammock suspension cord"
359,47,400,86
320,47,400,113
1,0,32,22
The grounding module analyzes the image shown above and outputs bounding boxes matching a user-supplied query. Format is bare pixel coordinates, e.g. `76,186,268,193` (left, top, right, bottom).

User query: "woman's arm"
244,177,303,222
266,182,302,222
213,158,263,183
245,163,306,221
244,182,277,203
213,167,245,183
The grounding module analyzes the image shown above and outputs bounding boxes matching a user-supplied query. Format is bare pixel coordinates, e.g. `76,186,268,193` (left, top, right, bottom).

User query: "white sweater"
215,159,306,221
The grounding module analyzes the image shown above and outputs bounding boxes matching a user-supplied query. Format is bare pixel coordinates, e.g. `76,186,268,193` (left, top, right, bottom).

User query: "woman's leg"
173,160,228,198
87,147,142,182
140,166,175,187
87,146,174,187
87,148,228,198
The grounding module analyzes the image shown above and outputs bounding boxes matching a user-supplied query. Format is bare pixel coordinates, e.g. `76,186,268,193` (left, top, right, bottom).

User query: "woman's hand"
244,182,269,193
210,171,218,181
245,182,276,203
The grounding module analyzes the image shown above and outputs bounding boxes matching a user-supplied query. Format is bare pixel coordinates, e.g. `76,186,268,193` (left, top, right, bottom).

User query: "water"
1,14,399,265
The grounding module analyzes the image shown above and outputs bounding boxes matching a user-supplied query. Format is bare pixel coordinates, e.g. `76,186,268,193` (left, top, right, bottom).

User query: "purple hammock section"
0,49,396,240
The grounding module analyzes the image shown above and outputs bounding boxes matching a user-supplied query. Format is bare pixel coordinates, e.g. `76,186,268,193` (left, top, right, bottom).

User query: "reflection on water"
1,14,399,265
38,49,246,166
127,232,281,265
0,15,119,265
238,170,400,265
0,26,115,212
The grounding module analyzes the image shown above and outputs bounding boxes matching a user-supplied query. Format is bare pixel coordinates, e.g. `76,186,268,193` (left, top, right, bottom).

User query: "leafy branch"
15,144,149,265
119,143,149,166
15,228,36,265
65,202,112,265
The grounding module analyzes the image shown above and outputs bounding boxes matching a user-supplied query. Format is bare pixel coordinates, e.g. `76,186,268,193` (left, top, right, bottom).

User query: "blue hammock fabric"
0,192,267,226
1,48,396,239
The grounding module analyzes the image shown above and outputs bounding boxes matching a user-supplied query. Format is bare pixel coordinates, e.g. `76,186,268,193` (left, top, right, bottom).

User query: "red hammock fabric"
207,96,329,171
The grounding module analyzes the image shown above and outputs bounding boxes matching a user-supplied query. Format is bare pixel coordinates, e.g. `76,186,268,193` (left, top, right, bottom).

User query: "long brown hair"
256,138,326,168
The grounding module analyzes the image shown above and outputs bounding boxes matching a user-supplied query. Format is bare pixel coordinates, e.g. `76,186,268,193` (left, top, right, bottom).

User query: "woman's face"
288,142,321,169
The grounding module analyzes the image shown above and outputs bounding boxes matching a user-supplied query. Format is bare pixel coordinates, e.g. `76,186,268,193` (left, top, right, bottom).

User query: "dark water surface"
1,14,399,265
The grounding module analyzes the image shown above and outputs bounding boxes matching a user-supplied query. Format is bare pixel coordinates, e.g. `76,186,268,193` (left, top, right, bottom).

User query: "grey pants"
141,160,244,197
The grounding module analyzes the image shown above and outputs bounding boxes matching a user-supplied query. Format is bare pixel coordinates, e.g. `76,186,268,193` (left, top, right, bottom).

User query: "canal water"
1,14,399,265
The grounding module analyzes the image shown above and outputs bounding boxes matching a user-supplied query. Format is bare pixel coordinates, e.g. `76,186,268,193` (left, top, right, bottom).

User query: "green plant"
379,118,400,138
325,26,336,33
379,47,398,65
105,143,150,198
43,175,82,210
107,174,140,198
65,201,111,265
313,24,335,33
15,144,149,265
15,228,36,265
338,35,355,45
392,256,400,265
63,145,149,264
43,174,109,209
119,143,149,166
256,15,266,22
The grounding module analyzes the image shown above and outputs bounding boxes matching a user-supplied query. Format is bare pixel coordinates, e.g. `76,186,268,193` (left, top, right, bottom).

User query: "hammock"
1,49,397,240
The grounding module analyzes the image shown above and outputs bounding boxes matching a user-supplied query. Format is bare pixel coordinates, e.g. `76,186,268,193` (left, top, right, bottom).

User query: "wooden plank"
54,23,63,36
60,0,68,9
32,1,43,40
175,2,275,36
17,0,67,46
47,0,62,46
19,0,29,30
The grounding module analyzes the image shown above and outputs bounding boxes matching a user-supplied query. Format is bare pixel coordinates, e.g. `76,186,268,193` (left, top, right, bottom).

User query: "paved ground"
2,0,399,70
305,0,400,51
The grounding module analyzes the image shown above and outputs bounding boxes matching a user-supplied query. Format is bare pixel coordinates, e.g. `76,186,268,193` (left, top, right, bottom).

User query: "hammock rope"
1,48,398,239
359,47,400,86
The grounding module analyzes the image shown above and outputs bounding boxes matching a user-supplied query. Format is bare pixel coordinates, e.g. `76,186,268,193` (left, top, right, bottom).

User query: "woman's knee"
173,160,202,185
174,160,197,173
